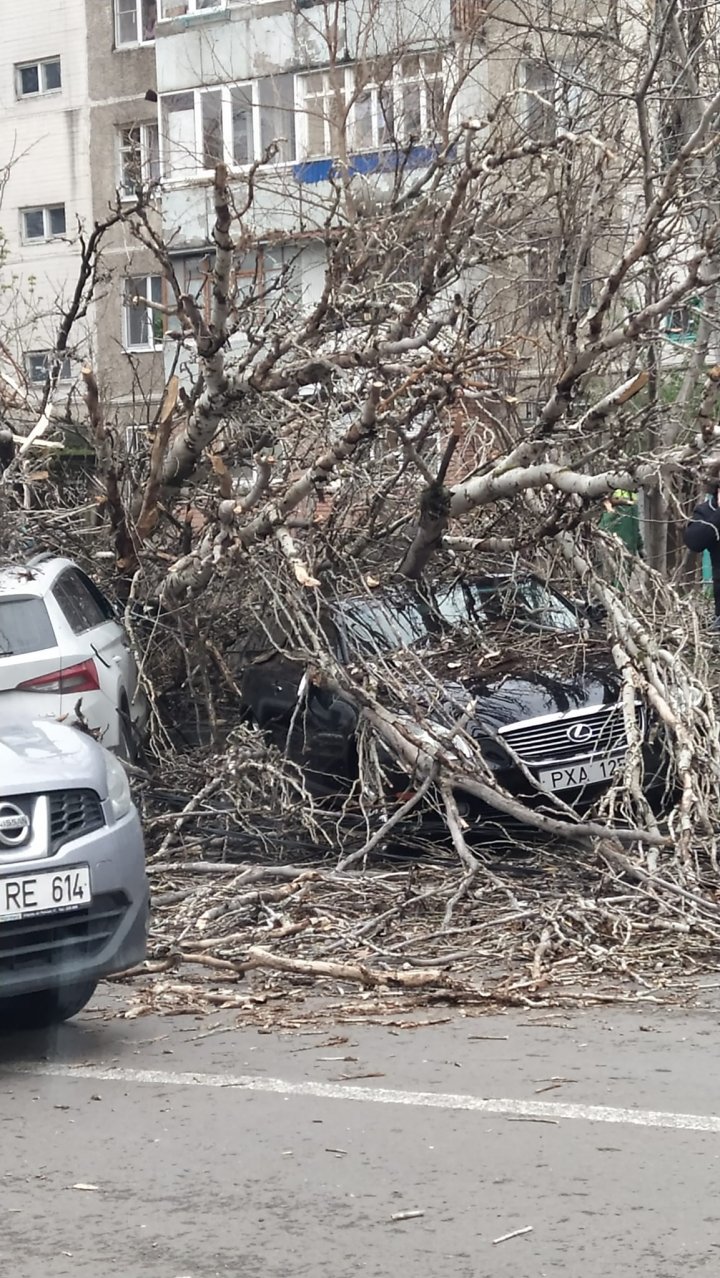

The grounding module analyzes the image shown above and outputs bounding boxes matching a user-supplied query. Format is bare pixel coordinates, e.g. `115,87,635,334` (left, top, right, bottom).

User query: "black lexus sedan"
236,573,663,840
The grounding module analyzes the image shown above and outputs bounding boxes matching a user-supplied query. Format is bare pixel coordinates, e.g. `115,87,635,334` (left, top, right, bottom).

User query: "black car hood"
456,666,621,732
395,640,622,732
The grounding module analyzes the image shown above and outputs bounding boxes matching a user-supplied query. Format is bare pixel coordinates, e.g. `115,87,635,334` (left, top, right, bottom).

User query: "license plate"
0,866,92,921
538,757,621,792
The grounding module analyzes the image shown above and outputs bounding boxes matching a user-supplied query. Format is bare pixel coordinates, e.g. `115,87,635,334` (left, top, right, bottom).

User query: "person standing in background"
683,480,720,629
599,491,644,587
599,489,644,554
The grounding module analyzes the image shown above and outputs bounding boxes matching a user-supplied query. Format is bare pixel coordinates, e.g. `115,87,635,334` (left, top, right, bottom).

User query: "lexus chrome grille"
498,704,641,768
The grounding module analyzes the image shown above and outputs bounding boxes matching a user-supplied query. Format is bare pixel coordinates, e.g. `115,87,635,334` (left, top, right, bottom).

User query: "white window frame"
25,351,72,384
123,276,166,352
295,54,449,160
160,82,261,180
15,57,62,99
295,67,352,160
387,53,447,144
159,0,226,16
118,123,161,199
114,0,157,47
20,204,67,244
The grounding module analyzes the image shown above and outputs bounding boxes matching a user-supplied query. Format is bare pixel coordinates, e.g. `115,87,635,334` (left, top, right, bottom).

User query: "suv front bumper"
0,806,148,999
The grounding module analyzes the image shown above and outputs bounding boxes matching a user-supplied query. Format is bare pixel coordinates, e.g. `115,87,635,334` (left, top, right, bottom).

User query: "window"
177,245,301,323
160,0,224,14
25,351,72,384
16,57,61,98
392,53,445,142
123,276,165,350
0,598,56,656
162,92,195,176
21,205,66,243
115,0,157,45
257,74,296,164
665,299,702,346
53,571,111,635
570,249,593,314
296,54,446,159
522,399,543,422
118,123,161,197
336,576,578,657
298,69,348,158
161,83,259,177
524,60,593,140
451,0,485,33
527,236,593,323
236,246,302,312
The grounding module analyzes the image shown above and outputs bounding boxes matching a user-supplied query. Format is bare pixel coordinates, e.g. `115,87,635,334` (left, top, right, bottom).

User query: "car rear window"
0,598,57,655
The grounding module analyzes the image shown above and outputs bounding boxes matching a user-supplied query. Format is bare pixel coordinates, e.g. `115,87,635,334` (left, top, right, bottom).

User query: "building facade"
0,0,93,405
87,0,162,413
150,0,485,384
0,0,162,424
4,0,478,418
1,2,693,434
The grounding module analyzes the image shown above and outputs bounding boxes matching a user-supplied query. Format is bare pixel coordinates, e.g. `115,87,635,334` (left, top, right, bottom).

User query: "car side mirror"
571,599,606,624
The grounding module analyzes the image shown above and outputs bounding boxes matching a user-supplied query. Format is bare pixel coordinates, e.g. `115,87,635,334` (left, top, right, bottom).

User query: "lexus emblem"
0,803,30,847
566,722,594,745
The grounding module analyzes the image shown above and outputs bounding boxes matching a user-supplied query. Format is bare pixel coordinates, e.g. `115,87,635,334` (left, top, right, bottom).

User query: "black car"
237,573,662,841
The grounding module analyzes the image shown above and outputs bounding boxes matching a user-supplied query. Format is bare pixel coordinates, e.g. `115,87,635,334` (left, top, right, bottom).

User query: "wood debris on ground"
109,760,720,1024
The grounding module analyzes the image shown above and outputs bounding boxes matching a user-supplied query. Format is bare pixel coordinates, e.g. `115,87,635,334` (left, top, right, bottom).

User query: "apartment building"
0,0,93,404
0,0,489,425
86,1,161,411
150,0,485,382
2,3,692,435
0,1,160,422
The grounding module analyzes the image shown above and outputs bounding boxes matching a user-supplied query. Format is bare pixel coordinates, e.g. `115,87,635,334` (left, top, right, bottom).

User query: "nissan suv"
0,719,148,1029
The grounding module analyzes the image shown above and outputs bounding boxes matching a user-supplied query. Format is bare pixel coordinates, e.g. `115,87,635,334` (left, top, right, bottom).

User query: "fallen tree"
3,0,720,1015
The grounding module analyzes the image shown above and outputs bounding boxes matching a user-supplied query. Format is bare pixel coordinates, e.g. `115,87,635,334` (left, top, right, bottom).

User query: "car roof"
0,556,75,598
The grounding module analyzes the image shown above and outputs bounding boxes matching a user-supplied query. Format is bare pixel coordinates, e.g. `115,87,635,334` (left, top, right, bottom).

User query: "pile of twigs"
113,740,720,1026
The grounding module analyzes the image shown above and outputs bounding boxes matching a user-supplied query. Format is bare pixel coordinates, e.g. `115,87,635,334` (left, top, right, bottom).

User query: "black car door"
238,617,358,795
290,677,359,794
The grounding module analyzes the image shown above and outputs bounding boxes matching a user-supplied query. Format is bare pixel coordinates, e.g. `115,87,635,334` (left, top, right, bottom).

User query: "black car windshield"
337,577,579,656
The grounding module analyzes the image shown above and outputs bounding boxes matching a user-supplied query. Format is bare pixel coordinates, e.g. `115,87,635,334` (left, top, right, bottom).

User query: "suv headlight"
105,752,132,820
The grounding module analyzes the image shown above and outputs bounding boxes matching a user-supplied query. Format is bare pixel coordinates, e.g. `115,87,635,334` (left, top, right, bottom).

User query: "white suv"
0,557,148,756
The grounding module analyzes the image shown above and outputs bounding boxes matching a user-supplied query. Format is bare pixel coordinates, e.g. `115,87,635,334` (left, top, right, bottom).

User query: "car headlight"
395,716,473,763
105,751,133,820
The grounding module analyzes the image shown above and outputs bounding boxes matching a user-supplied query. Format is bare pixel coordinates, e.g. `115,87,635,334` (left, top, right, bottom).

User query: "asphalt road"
2,989,720,1278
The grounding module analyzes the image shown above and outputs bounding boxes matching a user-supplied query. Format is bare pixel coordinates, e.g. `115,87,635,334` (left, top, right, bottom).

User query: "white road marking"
2,1062,718,1133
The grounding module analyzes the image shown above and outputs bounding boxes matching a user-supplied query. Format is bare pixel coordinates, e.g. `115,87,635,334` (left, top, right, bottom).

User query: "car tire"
0,980,98,1031
117,720,134,762
117,700,140,763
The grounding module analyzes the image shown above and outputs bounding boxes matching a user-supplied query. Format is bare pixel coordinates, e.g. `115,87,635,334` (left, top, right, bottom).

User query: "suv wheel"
0,980,98,1031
